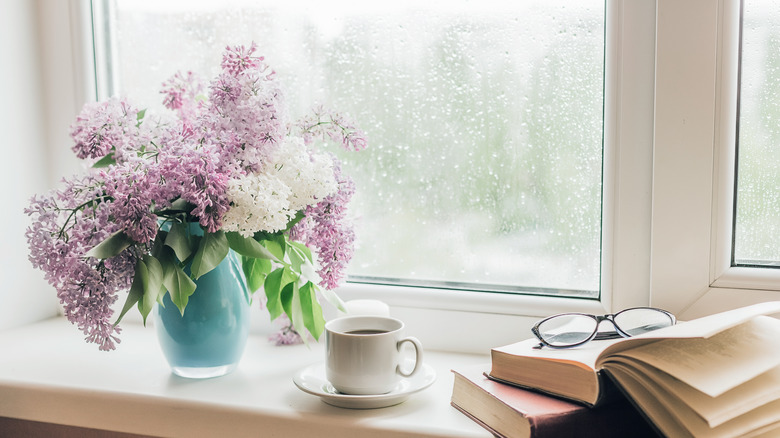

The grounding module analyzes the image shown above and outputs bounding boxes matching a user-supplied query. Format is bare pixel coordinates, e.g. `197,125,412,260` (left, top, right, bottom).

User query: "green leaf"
85,231,134,259
156,244,176,271
242,256,272,293
92,153,116,168
284,210,306,231
165,222,194,262
114,263,145,327
168,198,191,212
264,267,286,320
287,244,306,272
287,240,313,262
151,230,168,258
226,232,277,260
265,267,298,320
136,108,147,121
283,282,309,346
260,233,286,260
191,230,229,279
280,282,295,317
318,284,347,314
138,254,164,325
299,281,325,340
163,259,197,316
155,246,177,306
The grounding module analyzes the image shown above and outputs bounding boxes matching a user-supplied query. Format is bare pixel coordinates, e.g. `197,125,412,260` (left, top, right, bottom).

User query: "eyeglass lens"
613,308,675,336
536,314,599,347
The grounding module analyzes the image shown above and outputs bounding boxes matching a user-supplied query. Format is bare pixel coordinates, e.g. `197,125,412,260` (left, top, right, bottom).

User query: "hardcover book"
451,365,655,438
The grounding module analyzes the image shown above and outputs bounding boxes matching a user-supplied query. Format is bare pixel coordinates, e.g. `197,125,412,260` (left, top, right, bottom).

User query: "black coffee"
345,329,388,335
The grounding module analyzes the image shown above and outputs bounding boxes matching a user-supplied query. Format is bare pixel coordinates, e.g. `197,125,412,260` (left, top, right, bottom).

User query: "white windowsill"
0,317,491,438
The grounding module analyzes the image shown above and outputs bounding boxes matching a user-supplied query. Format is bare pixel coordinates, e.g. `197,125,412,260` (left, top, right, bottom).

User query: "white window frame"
45,0,780,351
651,0,780,320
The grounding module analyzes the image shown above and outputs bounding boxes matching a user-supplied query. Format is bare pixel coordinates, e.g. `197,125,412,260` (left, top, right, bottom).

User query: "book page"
493,336,623,371
607,364,780,438
611,316,780,397
596,301,780,362
606,358,780,428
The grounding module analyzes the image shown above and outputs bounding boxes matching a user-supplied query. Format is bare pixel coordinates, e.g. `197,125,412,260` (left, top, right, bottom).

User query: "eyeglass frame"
531,307,676,349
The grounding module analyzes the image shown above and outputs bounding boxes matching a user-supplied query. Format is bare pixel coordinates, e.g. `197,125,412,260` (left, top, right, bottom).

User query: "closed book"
489,302,780,437
451,365,656,438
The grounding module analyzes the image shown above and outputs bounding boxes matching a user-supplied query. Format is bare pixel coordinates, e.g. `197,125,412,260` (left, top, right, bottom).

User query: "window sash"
712,0,780,291
652,0,780,321
91,0,609,298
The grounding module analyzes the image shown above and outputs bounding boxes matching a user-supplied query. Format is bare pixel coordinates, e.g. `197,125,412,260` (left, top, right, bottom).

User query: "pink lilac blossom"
221,42,264,77
160,71,205,127
290,157,356,290
25,176,137,351
206,69,286,172
269,314,303,346
153,141,232,233
70,97,141,161
297,106,368,152
102,163,158,243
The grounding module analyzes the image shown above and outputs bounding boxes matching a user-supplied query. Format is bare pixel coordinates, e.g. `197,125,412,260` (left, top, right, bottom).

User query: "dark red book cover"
451,365,658,438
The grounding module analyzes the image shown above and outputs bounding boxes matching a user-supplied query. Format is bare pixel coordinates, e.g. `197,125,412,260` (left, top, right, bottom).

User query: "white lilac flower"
222,172,293,237
268,137,338,212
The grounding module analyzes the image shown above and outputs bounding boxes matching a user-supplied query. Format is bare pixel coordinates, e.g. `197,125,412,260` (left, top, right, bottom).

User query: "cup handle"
396,336,423,378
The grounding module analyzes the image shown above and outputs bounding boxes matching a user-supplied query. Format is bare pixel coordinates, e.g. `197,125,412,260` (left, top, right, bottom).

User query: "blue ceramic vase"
155,225,251,379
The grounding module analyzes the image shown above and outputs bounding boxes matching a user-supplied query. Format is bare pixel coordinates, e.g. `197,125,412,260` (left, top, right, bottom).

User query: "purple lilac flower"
102,163,158,244
155,142,232,233
269,314,303,346
297,106,368,152
221,42,265,77
160,71,204,126
25,176,137,351
290,157,356,290
70,97,141,161
206,70,286,172
208,73,242,108
203,43,287,173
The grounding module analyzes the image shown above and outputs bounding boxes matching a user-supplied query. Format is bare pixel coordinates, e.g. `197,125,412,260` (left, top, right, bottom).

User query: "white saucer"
293,363,437,409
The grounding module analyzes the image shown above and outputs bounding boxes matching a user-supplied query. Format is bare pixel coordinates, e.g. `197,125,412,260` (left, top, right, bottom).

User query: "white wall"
0,0,81,330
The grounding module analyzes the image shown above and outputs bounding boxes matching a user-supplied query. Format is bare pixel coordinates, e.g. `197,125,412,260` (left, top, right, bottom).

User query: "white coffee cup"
325,315,423,395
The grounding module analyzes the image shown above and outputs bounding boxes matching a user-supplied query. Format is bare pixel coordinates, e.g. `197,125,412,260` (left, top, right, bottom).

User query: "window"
734,0,780,268
7,0,672,350
11,0,772,351
651,0,780,318
93,0,606,298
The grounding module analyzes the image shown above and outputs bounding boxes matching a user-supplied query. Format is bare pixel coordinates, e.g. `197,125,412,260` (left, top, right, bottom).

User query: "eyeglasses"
531,307,676,349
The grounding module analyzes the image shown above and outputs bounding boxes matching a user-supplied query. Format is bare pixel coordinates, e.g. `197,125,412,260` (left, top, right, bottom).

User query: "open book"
490,302,780,438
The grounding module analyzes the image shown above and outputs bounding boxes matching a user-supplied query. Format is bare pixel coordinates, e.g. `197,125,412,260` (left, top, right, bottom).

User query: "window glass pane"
736,0,780,266
97,0,604,296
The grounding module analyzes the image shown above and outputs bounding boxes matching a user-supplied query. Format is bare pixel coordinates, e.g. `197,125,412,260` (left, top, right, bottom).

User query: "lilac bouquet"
25,43,366,351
